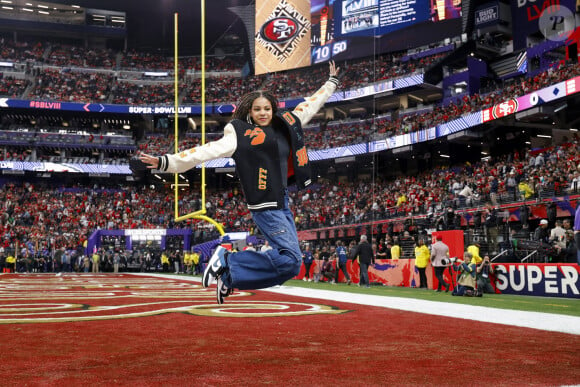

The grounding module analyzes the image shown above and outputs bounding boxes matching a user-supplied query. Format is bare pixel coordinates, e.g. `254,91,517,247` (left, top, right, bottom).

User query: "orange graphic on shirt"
296,147,308,167
244,128,266,145
258,168,268,190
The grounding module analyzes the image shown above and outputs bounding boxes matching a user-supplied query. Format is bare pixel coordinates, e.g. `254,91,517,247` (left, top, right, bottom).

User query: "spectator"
302,244,314,282
334,240,351,285
533,219,550,244
351,234,374,288
430,235,450,292
391,237,401,260
321,255,336,283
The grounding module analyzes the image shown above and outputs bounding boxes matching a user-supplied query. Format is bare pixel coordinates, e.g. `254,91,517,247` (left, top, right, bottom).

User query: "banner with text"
493,263,580,298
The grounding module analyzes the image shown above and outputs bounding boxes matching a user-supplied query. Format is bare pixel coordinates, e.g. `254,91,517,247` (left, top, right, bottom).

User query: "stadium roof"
49,0,252,55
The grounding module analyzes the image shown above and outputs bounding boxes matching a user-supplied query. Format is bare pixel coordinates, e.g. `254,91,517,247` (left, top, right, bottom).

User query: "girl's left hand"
329,60,340,77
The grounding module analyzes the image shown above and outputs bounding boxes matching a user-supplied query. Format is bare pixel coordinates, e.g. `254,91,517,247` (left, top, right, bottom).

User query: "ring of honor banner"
255,0,312,75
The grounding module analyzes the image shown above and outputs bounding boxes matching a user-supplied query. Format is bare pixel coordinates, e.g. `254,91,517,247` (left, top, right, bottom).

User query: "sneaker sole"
202,247,225,287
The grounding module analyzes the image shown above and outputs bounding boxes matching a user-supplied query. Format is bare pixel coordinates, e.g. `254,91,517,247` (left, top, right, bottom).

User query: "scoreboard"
254,0,462,73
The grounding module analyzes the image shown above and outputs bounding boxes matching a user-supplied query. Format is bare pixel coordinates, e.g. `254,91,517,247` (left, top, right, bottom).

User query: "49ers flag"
255,0,312,75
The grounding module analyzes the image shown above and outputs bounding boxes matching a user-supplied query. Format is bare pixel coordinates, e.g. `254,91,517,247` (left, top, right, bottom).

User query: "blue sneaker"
216,277,232,304
202,246,226,287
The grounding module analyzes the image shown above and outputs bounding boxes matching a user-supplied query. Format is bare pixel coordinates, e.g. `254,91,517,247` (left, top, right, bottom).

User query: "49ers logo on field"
260,17,299,43
491,98,519,119
0,275,350,323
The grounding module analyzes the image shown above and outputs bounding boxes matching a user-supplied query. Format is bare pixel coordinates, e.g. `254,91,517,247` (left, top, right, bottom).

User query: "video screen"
310,0,462,64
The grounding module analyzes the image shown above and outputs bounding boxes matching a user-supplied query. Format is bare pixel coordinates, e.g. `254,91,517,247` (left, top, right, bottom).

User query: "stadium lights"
525,141,531,145
37,4,48,8
22,7,33,11
570,128,578,132
1,6,13,9
0,0,12,3
71,5,80,8
38,10,49,14
440,154,450,158
537,134,552,138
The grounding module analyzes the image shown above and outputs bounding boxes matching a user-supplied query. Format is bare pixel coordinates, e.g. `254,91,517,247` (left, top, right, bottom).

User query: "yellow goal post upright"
172,8,225,236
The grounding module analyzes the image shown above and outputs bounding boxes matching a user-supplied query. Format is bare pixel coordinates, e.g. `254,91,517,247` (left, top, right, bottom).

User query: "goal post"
172,8,225,236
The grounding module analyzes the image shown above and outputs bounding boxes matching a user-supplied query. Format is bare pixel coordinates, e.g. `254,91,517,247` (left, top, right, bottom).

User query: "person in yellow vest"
92,251,100,273
467,243,482,264
5,253,16,273
183,251,191,274
414,239,430,288
161,252,170,272
191,250,200,275
391,237,401,260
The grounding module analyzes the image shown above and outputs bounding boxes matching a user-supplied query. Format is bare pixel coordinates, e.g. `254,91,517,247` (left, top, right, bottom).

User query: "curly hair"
232,90,279,122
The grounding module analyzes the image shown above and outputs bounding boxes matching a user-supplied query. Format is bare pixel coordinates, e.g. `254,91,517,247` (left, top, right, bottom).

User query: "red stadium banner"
255,0,312,75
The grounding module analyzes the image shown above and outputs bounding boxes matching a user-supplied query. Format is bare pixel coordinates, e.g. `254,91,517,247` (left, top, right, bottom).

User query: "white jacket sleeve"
292,77,339,126
158,123,237,173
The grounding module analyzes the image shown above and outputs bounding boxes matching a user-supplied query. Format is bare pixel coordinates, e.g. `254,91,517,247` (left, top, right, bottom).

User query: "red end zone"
0,273,578,385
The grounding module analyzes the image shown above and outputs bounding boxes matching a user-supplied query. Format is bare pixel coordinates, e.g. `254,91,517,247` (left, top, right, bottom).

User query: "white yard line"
137,273,580,336
265,286,580,336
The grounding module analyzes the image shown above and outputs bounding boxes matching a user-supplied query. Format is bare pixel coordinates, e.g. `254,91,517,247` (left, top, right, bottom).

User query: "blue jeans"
360,262,370,286
221,192,302,290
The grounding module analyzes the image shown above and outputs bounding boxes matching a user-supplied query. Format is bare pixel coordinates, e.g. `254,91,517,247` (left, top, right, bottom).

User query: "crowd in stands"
3,37,579,152
0,38,45,62
3,54,580,159
180,56,246,72
46,44,117,69
1,141,579,261
111,81,186,105
184,75,267,104
0,77,29,98
292,142,580,230
137,133,222,156
2,58,579,160
1,36,447,105
28,69,113,103
120,50,175,72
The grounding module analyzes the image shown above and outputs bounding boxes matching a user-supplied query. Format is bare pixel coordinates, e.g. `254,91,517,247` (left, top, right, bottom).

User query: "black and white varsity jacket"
156,77,339,211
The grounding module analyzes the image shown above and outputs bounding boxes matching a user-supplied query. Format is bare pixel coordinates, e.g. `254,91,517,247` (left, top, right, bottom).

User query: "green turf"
283,279,580,317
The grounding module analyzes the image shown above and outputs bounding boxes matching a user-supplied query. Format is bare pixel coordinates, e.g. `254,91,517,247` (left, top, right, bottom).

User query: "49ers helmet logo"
260,17,299,43
491,98,519,119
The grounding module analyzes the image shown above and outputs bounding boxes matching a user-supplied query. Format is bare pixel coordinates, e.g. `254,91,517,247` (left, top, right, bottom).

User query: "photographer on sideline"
476,255,495,294
452,251,477,296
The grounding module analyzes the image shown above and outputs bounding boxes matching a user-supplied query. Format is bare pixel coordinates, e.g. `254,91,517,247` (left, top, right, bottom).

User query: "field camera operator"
452,251,477,296
476,255,495,294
